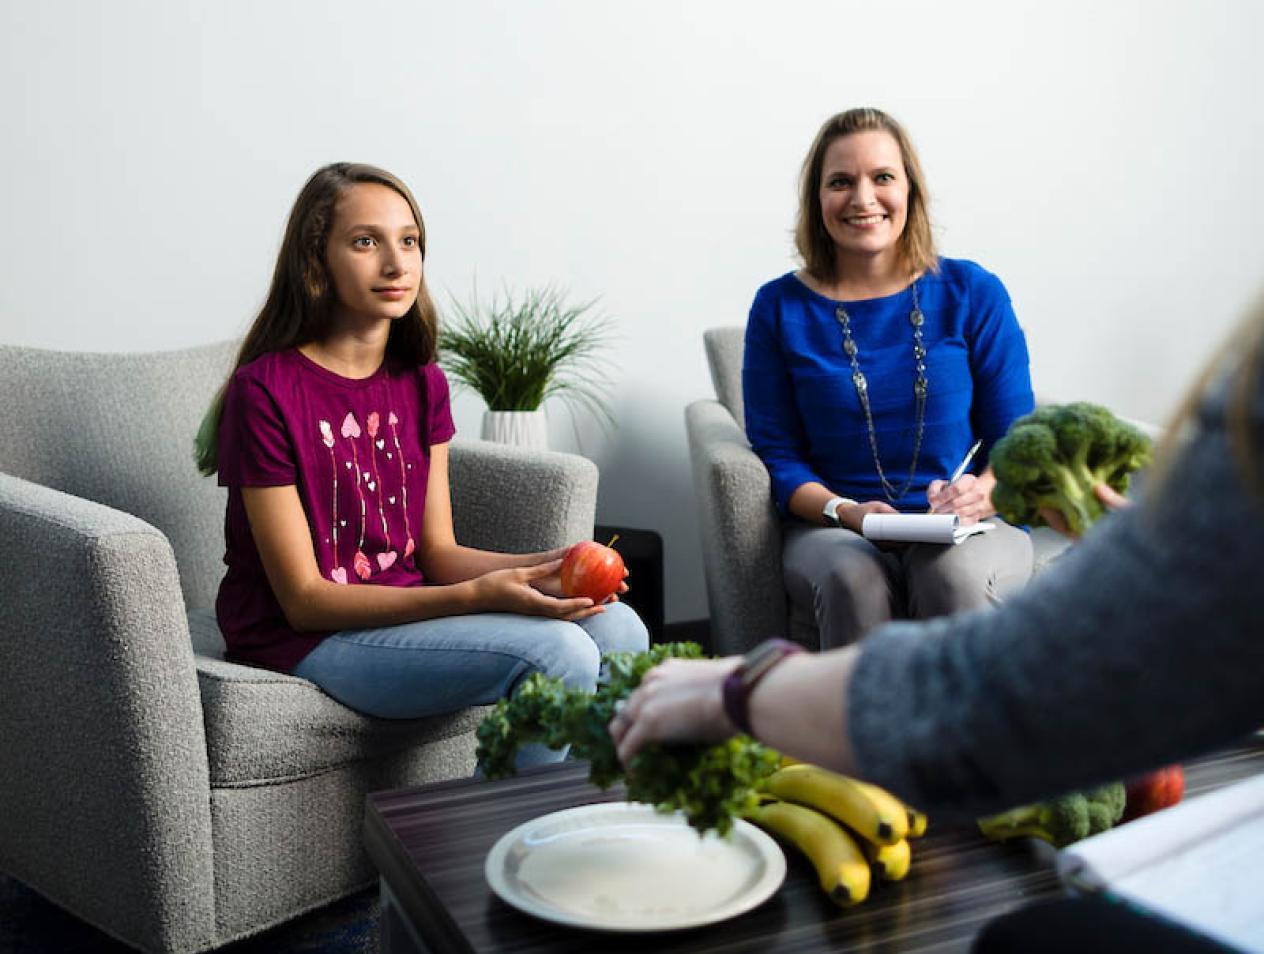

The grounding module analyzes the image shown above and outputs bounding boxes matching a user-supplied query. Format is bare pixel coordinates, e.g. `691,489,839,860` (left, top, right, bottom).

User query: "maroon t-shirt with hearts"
215,348,456,672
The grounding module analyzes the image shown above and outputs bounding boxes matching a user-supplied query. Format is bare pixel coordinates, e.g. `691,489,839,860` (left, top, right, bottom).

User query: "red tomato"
560,540,625,604
1122,764,1185,822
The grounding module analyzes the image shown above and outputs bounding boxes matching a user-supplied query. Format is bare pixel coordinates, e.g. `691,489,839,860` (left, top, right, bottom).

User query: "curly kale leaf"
474,641,781,836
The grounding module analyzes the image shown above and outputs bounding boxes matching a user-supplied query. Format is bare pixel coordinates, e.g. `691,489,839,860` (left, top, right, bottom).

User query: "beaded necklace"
833,280,927,503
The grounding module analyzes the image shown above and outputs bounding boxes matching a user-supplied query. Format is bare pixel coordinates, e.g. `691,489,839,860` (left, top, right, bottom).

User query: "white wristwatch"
823,496,858,527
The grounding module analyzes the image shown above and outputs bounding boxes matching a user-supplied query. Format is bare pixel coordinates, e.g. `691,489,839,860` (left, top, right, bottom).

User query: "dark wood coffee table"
365,738,1264,953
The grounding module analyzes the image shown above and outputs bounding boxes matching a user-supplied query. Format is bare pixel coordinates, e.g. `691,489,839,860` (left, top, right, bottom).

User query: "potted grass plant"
440,284,615,449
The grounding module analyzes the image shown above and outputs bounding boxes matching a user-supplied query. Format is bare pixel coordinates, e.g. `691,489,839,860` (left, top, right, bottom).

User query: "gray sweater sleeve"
848,378,1264,816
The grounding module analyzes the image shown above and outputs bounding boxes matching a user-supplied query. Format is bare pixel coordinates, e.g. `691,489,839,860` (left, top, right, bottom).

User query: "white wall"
3,1,1261,622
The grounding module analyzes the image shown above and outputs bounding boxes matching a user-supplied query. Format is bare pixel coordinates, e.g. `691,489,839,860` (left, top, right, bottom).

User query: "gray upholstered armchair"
0,342,599,953
685,328,789,657
686,327,1096,657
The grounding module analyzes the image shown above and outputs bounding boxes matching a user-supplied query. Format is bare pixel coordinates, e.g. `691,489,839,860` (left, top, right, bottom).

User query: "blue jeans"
291,601,649,768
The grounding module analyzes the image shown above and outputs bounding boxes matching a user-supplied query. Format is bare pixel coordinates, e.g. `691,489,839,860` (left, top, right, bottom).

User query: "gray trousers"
782,520,1034,649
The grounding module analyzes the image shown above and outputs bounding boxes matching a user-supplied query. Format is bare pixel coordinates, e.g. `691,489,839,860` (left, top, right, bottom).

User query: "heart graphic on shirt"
388,495,396,505
367,411,380,438
377,551,397,571
367,481,376,492
341,413,361,439
340,520,347,527
319,420,335,448
388,412,399,426
376,439,385,450
404,537,415,558
353,550,372,581
345,461,353,470
386,452,393,460
330,567,348,585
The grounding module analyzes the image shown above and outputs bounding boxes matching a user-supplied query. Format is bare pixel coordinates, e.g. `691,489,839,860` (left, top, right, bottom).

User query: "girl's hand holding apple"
473,560,601,621
560,538,628,603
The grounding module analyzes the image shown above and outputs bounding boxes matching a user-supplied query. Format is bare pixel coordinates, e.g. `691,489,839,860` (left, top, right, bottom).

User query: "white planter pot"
481,410,548,449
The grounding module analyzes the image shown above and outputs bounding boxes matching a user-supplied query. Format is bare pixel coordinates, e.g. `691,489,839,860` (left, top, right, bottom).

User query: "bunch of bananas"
744,759,928,907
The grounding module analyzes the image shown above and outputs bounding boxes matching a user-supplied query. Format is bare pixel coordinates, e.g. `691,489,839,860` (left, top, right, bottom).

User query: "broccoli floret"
977,782,1127,848
1084,781,1127,833
990,402,1152,536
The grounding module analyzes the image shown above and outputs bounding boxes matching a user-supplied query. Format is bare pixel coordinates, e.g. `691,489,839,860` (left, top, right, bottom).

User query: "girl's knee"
532,621,602,691
584,601,650,657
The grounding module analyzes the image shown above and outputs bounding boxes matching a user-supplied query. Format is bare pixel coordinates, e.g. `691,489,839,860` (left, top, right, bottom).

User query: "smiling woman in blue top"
744,108,1035,648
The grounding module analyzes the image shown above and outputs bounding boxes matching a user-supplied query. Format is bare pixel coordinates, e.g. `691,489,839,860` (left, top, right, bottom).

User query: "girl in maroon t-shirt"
195,163,647,766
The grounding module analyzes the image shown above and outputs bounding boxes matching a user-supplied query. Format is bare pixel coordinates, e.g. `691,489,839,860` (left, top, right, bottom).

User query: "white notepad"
1057,771,1264,953
861,513,995,545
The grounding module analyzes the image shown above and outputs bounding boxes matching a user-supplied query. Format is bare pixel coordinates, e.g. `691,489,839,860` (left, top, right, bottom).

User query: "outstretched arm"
417,442,626,601
242,445,600,633
415,442,567,581
611,648,862,773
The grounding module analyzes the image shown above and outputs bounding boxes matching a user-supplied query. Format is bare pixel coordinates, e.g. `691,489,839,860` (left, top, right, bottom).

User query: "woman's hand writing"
472,560,602,621
607,657,741,765
927,471,997,524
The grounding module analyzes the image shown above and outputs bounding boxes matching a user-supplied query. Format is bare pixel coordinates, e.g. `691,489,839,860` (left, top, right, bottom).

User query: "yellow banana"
863,837,912,881
906,806,929,838
763,764,908,846
748,801,871,906
779,753,802,769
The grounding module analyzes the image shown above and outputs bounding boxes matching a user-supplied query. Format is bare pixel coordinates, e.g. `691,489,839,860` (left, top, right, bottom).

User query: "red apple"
560,538,625,604
1122,764,1184,823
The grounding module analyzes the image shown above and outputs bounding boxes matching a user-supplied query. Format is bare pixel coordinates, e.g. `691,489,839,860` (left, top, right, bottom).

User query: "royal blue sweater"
743,259,1034,514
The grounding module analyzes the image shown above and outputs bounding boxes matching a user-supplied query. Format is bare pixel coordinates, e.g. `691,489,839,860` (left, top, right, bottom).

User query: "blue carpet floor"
0,872,379,953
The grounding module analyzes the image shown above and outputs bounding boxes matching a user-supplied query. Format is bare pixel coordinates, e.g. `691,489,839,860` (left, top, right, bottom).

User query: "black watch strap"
721,638,805,735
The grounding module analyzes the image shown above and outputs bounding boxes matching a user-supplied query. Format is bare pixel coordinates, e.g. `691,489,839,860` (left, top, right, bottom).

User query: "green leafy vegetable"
990,402,1152,536
475,642,780,836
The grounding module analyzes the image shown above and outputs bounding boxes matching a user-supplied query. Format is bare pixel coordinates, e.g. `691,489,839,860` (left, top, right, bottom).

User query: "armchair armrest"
447,437,599,553
685,400,790,656
0,473,215,950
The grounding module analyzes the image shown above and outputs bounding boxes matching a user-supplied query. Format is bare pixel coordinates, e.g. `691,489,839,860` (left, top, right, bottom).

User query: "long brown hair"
195,163,439,475
795,108,938,284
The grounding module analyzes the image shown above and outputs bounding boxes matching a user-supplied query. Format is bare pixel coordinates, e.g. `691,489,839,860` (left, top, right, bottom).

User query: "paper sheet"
1058,772,1264,952
861,513,995,545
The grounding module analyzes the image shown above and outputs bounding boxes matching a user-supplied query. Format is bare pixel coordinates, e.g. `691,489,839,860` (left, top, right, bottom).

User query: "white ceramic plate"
485,801,786,932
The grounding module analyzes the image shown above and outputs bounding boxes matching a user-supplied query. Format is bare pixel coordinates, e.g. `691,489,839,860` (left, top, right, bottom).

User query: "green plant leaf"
439,284,616,426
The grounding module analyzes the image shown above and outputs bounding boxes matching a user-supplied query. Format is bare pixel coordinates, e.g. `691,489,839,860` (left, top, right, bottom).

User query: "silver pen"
948,439,983,483
928,440,983,514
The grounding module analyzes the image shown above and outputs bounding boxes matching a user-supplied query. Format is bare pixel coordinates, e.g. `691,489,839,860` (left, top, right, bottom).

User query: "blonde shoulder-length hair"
795,108,938,284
